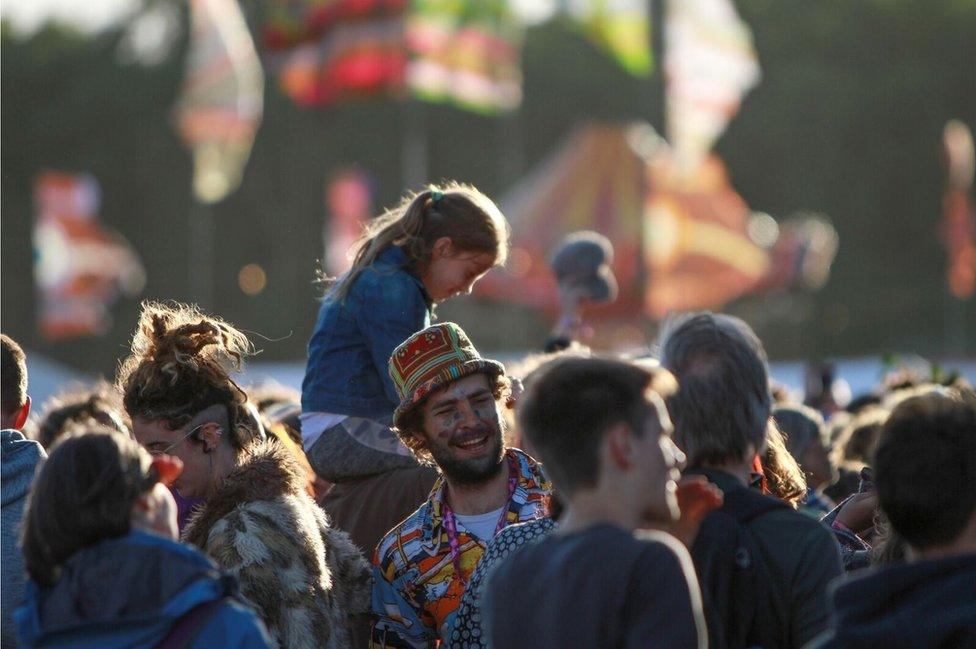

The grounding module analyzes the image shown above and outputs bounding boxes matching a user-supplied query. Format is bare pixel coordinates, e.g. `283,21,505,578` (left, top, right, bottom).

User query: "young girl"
15,428,270,648
301,182,509,555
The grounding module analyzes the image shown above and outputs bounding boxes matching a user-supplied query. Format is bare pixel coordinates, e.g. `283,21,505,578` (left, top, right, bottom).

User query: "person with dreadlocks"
117,302,371,649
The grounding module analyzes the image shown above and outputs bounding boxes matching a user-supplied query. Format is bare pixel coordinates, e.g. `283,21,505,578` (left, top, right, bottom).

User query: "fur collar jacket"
183,440,372,649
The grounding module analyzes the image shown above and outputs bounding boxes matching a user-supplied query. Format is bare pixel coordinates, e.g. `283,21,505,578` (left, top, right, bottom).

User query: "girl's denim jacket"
301,246,431,421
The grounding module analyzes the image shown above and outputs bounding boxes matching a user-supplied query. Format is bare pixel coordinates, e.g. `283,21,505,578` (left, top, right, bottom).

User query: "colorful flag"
324,169,375,275
266,0,408,107
569,0,652,77
665,0,760,175
406,0,524,113
941,119,976,299
33,172,145,340
264,0,523,113
174,0,264,203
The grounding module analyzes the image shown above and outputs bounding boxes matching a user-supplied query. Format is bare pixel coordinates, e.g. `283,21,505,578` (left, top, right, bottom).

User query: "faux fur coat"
183,440,372,649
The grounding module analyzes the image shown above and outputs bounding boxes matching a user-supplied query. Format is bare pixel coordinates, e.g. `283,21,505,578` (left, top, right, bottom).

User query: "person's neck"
557,489,641,535
444,464,510,515
909,514,976,562
700,458,753,486
206,446,242,498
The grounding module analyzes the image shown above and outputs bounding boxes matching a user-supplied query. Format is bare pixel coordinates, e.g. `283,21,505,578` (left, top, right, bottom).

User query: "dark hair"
1,333,28,417
36,381,129,449
831,406,887,472
328,182,509,301
658,312,771,467
116,301,256,450
773,403,827,460
21,428,158,587
874,389,976,550
516,356,677,495
395,371,511,463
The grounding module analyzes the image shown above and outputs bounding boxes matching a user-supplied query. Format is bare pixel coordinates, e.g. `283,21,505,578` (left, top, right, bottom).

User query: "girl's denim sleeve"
355,272,431,406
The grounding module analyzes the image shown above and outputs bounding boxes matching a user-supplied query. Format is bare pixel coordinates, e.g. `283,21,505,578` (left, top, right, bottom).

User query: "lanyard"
441,456,518,586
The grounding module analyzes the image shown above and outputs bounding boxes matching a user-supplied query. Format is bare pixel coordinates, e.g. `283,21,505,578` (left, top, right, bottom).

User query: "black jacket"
811,554,976,648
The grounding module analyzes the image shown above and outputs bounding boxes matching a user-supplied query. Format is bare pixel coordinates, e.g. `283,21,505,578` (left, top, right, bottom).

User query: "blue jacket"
15,531,270,649
302,246,431,420
2,429,46,647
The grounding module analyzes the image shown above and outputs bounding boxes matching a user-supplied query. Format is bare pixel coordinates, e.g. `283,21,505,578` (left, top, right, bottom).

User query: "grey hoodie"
2,429,45,647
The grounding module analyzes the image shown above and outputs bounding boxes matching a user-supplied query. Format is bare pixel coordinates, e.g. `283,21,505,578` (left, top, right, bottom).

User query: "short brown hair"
394,371,511,463
517,357,677,494
1,333,28,417
875,389,976,550
21,428,158,587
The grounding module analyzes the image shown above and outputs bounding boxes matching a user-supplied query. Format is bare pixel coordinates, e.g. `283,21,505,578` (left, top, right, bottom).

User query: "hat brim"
392,359,506,427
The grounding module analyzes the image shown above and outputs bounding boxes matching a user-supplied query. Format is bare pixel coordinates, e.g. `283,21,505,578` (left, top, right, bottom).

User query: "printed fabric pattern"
370,449,551,648
449,517,556,648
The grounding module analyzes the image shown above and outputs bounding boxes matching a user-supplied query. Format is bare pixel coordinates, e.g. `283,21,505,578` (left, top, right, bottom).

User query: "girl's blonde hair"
116,301,256,450
329,182,509,301
763,420,808,508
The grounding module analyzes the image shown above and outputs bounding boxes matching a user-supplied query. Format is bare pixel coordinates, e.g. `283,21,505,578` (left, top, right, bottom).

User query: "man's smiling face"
418,372,505,485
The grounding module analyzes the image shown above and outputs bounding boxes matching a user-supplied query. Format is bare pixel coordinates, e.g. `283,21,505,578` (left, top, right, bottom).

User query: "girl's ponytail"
328,183,509,301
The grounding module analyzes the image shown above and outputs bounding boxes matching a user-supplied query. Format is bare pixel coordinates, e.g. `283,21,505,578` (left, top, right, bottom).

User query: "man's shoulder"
633,529,691,561
749,503,842,574
480,518,556,570
753,503,835,546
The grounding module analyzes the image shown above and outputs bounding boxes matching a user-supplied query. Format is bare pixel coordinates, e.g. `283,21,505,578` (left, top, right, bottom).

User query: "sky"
1,0,139,35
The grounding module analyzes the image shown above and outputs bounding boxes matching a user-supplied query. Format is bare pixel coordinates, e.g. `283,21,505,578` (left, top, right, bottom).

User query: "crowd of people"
2,182,974,648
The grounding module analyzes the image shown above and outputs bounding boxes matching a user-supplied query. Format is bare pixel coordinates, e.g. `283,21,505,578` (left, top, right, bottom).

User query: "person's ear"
606,423,633,471
13,396,31,430
431,237,454,260
197,422,224,453
130,492,152,524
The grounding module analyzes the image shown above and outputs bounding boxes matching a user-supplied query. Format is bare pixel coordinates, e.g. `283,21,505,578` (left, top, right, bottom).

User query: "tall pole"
189,199,215,309
402,100,429,189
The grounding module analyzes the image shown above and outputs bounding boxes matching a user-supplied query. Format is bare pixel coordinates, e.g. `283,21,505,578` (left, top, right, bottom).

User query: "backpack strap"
722,488,792,648
156,598,226,649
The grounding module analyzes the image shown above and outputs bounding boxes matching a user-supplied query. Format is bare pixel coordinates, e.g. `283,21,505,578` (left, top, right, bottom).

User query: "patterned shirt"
370,449,551,648
450,517,557,648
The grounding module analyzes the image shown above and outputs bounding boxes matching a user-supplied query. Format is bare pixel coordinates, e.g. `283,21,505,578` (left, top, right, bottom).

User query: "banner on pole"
175,0,264,204
33,172,145,340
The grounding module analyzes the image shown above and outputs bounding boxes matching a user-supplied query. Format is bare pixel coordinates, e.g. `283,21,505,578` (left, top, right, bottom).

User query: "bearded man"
369,323,551,648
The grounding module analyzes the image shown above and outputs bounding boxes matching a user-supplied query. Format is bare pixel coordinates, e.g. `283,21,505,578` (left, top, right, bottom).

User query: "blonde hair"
329,182,509,301
116,301,256,450
763,420,808,508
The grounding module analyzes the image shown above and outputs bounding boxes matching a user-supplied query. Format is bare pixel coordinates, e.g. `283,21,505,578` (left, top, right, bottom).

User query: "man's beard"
430,425,506,486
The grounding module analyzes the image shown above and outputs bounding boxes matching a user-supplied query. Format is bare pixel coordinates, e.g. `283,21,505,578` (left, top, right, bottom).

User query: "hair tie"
430,191,444,203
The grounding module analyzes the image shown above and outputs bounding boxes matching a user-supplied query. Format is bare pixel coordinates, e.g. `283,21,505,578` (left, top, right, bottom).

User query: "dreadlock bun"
117,301,255,449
